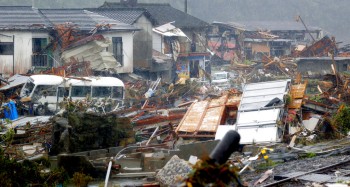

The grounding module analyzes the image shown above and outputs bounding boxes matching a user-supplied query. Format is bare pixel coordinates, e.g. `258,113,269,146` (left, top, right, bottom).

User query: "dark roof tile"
100,2,208,29
0,6,47,30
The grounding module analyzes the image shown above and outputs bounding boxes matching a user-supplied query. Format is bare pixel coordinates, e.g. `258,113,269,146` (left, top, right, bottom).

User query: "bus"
20,75,125,115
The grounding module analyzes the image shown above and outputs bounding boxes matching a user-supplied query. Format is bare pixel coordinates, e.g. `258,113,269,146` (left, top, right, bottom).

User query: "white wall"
103,32,134,74
152,32,163,53
0,31,49,77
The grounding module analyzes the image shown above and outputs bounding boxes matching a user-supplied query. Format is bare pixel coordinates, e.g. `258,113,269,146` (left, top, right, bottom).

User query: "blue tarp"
3,101,18,120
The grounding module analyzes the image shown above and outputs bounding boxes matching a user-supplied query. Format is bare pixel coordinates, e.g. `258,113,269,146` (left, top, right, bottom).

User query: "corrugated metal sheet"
0,74,29,91
236,80,290,144
237,125,279,144
236,109,281,127
239,80,290,111
215,125,236,140
61,40,120,71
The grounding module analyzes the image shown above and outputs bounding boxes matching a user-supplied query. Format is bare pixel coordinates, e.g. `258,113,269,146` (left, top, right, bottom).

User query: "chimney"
120,0,138,7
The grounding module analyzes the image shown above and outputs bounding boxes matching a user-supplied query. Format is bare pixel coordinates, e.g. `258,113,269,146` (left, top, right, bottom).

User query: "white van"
20,75,125,115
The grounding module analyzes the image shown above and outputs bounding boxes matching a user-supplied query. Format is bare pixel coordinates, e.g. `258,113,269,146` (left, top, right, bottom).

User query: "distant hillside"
0,0,348,43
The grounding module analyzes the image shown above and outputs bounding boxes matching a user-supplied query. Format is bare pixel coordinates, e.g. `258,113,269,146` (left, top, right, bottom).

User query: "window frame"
0,42,14,55
112,37,123,66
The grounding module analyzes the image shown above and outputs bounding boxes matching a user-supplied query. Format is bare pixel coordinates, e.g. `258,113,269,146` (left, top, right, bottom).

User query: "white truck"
211,72,232,89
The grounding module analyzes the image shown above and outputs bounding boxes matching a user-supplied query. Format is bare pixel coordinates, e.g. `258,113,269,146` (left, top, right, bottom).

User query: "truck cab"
211,72,231,89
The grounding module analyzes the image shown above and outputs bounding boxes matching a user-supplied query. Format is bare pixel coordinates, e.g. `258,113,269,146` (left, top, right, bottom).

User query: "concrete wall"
104,31,134,74
298,60,332,75
133,15,153,70
170,140,219,160
0,31,48,77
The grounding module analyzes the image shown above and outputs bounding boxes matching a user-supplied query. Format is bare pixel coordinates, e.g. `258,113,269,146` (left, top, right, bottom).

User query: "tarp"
3,101,18,120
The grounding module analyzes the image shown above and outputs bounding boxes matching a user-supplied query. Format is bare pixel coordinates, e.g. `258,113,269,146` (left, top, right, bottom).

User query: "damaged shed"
235,79,291,144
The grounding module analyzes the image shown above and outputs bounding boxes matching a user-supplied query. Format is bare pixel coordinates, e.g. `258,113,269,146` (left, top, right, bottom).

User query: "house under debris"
209,21,323,63
296,57,350,77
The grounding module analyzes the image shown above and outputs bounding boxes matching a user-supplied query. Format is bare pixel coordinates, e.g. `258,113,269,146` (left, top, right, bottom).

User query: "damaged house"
297,57,350,77
0,6,48,77
0,6,138,77
87,7,157,78
209,21,323,63
100,0,211,82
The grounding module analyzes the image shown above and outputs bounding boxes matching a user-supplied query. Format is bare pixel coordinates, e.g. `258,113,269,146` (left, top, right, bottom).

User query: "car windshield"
23,81,35,96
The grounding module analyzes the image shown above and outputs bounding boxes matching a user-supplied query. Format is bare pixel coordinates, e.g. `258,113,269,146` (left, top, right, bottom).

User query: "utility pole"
296,15,315,43
12,35,15,75
184,0,188,13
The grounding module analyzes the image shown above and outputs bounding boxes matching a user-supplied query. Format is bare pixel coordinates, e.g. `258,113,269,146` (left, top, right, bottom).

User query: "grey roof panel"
0,6,47,30
88,8,145,25
39,9,137,31
100,3,208,28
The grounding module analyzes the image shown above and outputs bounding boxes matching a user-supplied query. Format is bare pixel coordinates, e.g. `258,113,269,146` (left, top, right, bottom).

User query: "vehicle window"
23,81,35,95
71,86,91,97
112,86,123,99
58,87,69,97
92,87,111,98
34,85,57,96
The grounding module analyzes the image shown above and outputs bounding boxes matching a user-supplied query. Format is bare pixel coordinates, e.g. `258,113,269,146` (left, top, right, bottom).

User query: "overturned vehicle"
19,75,124,115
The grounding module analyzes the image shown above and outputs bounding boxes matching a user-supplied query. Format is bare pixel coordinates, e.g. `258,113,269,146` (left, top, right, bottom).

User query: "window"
112,86,123,99
112,37,123,66
92,87,112,98
71,86,91,97
34,85,57,97
32,38,48,67
58,87,69,97
0,42,14,55
23,81,35,96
